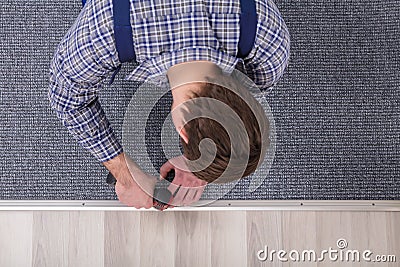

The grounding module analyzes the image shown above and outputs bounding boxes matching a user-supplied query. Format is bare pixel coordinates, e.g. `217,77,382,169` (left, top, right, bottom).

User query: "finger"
114,182,124,196
191,177,208,187
181,188,198,205
192,189,200,202
170,186,189,207
188,186,207,206
159,160,174,179
145,200,153,209
167,182,178,194
185,182,207,191
183,180,205,204
199,179,208,186
167,176,203,192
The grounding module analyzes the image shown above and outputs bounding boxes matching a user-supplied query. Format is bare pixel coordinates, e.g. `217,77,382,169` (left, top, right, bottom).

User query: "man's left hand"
159,156,207,207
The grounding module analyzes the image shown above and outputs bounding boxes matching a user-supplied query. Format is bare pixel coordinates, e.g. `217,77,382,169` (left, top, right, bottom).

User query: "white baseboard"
0,200,399,211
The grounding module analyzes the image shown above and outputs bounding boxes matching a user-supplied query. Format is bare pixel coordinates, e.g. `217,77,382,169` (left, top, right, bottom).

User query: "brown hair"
180,79,269,184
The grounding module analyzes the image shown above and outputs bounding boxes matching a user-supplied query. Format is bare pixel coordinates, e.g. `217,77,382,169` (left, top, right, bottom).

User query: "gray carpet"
0,0,399,200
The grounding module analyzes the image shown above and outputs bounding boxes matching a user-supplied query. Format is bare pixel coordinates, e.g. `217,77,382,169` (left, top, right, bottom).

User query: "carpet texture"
0,0,399,200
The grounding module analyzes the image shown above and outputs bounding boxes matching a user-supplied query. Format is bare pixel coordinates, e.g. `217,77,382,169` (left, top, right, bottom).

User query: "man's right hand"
103,153,156,209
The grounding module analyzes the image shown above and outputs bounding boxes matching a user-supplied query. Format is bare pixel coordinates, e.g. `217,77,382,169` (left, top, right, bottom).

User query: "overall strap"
112,0,136,63
237,0,257,59
82,0,136,84
80,0,136,63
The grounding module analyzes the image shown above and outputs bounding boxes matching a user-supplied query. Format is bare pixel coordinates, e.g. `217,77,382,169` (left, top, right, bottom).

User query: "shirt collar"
125,48,242,85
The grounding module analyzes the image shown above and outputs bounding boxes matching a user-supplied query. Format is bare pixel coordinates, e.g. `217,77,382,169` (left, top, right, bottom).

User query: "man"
48,0,290,208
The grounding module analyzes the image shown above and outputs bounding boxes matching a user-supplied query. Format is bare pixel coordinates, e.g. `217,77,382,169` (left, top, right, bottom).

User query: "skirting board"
0,200,399,211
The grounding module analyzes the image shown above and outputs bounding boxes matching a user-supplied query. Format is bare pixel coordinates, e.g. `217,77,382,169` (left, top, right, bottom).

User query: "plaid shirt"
49,0,290,162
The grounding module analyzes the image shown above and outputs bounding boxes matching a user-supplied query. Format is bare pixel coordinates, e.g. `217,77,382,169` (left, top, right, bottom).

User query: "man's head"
170,77,269,184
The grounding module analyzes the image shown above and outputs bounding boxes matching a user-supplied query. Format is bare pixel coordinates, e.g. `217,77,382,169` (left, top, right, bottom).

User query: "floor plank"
68,211,104,267
32,211,70,266
350,212,389,267
104,211,141,267
246,211,283,267
139,211,179,267
32,211,104,267
282,211,318,267
0,210,398,266
210,211,247,267
315,211,352,267
0,211,33,267
386,212,400,267
173,211,211,267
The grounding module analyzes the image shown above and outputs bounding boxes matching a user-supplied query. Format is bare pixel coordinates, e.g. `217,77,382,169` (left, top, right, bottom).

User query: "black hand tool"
106,170,178,211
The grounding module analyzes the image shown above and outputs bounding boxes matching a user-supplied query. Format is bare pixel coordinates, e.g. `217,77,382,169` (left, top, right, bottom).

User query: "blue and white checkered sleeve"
247,21,291,92
48,2,122,162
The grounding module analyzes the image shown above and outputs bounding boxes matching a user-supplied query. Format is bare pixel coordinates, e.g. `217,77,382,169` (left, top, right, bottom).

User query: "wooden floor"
0,211,398,267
